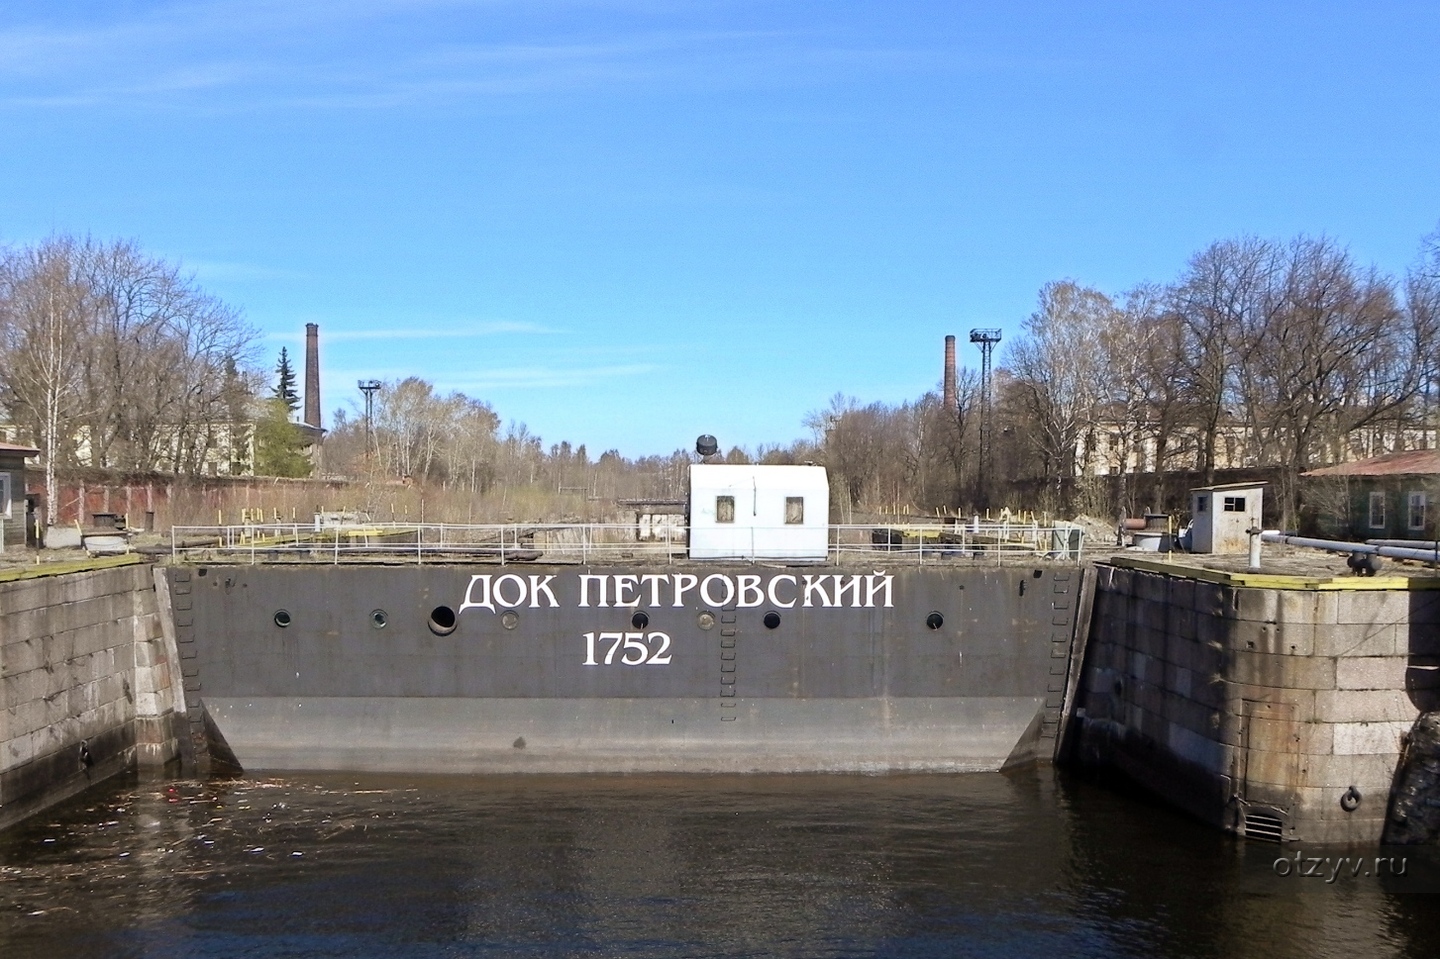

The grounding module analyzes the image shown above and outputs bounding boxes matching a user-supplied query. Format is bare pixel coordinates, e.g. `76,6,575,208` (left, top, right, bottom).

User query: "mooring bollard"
1247,526,1262,571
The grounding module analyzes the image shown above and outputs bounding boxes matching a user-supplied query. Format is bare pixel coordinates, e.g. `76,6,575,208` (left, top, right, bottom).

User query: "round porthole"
501,610,520,630
697,611,715,630
763,611,781,630
631,610,650,630
428,605,458,636
370,609,388,629
274,609,292,628
925,611,944,630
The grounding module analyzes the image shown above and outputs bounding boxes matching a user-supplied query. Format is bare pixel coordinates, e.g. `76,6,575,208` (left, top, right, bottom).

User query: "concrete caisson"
0,561,186,830
1070,557,1436,844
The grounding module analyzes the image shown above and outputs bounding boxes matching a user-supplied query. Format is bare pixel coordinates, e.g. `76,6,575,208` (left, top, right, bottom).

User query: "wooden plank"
0,553,144,584
1105,554,1440,591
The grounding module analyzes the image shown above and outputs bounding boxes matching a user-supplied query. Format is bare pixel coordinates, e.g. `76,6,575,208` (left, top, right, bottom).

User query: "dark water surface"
1,769,1437,958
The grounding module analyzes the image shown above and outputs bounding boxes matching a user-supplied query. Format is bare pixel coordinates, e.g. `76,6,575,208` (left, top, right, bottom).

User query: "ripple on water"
0,769,1436,959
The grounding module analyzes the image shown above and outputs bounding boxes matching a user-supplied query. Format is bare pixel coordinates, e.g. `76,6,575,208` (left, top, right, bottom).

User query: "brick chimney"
304,323,321,430
943,334,957,412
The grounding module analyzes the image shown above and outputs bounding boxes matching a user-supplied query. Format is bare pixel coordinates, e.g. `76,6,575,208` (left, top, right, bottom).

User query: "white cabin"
688,464,829,561
1189,482,1264,553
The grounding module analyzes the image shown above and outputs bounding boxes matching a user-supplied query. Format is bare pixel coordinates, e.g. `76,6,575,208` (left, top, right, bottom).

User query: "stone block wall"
1072,562,1438,844
0,563,185,830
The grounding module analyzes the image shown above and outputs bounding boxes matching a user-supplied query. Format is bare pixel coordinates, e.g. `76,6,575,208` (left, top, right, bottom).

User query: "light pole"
969,329,1001,509
358,380,381,456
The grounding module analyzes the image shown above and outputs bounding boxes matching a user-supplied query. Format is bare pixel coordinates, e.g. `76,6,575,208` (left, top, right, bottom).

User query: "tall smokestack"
943,334,957,412
304,323,321,430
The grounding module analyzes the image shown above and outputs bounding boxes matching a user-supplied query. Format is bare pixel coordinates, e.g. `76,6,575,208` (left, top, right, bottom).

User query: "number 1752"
583,631,672,666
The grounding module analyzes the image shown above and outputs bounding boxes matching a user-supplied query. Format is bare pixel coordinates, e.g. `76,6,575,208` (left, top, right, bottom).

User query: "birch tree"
1004,280,1114,492
0,237,94,524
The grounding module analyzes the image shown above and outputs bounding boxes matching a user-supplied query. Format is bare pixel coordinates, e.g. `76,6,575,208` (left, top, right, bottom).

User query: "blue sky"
2,1,1439,456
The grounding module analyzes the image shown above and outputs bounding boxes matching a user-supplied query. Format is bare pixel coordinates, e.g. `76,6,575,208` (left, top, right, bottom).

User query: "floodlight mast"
969,329,1001,508
357,380,382,454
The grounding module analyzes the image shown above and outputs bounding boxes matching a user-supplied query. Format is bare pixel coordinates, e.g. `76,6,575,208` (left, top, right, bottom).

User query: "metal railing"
169,521,1086,566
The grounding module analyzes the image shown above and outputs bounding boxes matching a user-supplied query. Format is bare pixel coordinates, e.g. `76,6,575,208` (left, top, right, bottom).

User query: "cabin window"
1369,492,1386,529
716,495,735,524
1409,492,1427,531
1195,495,1208,514
0,472,10,519
785,496,804,525
1222,496,1245,512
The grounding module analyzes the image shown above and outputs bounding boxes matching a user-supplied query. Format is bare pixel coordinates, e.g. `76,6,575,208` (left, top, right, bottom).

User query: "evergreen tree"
273,347,299,416
254,397,312,477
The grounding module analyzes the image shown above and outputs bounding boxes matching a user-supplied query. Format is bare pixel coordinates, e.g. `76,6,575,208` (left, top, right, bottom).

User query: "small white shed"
688,464,830,561
1190,482,1264,553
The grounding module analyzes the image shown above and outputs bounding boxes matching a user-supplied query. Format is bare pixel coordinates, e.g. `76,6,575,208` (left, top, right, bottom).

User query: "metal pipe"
1261,530,1440,564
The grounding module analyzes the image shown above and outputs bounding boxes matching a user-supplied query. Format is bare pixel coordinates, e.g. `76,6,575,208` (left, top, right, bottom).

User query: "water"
1,769,1436,958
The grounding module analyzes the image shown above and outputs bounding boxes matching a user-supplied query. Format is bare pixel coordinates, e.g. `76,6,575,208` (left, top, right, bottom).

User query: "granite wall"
1,561,187,830
1071,561,1440,843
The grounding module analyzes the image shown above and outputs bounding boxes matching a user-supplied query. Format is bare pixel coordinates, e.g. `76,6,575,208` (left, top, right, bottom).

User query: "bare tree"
1406,222,1440,450
1003,280,1114,502
0,238,95,524
1,235,258,489
1170,237,1277,479
1244,236,1411,525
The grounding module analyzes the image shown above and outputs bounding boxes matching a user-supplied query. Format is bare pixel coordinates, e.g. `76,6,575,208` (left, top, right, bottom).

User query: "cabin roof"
689,463,828,490
1192,481,1266,492
1304,449,1440,478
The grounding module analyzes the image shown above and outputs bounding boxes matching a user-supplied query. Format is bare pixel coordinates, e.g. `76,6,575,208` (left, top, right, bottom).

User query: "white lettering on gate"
833,574,863,608
465,569,899,614
866,572,893,608
701,574,735,608
493,573,527,609
579,574,609,607
672,573,698,607
613,574,640,607
529,574,559,608
459,574,495,613
641,573,668,608
767,574,797,608
802,574,833,607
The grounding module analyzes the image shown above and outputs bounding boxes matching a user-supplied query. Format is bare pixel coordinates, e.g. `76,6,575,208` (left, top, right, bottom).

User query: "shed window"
785,496,804,525
0,472,10,519
1369,492,1386,529
1195,495,1208,513
716,495,735,524
1222,496,1246,512
1409,492,1427,531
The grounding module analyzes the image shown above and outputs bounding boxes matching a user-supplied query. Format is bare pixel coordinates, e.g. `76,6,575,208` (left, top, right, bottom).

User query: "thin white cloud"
441,362,662,389
0,4,945,111
326,361,661,391
265,321,556,342
185,258,310,282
